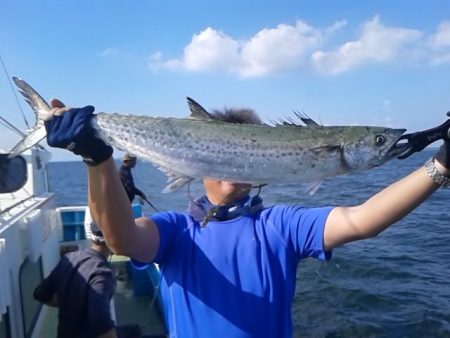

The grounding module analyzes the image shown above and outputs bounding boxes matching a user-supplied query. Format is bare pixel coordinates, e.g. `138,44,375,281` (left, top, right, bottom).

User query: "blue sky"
1,0,450,161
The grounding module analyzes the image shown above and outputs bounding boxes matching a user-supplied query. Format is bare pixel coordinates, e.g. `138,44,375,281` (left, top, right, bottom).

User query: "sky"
1,0,450,161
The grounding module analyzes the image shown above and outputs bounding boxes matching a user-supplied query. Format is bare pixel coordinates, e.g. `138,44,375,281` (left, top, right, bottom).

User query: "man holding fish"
10,78,450,337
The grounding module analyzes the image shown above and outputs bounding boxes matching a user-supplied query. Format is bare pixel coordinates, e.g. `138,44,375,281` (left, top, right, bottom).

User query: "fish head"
342,127,408,171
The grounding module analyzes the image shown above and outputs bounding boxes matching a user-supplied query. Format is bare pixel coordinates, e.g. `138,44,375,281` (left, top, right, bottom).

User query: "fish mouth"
385,130,411,158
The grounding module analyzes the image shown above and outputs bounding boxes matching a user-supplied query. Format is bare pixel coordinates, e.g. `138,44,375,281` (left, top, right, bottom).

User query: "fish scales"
94,113,404,185
9,77,410,192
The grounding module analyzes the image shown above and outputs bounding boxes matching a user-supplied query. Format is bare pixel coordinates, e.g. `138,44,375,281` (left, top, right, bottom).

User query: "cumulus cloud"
428,21,450,65
160,28,241,72
148,16,450,77
428,21,450,49
149,20,344,78
311,16,422,74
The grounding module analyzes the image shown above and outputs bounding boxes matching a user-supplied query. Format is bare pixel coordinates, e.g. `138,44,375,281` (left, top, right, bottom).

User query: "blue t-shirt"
136,205,332,338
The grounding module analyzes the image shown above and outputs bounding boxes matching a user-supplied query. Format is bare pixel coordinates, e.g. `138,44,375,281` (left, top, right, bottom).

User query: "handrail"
0,195,36,216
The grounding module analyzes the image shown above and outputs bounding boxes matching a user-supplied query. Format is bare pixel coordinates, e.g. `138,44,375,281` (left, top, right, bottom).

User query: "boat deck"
113,256,167,337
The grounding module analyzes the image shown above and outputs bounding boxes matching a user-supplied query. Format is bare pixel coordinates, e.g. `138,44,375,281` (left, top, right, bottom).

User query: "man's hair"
89,222,107,245
123,153,137,162
210,107,263,125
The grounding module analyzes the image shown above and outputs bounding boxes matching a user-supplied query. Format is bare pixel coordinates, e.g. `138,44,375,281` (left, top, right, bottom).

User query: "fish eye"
375,135,386,146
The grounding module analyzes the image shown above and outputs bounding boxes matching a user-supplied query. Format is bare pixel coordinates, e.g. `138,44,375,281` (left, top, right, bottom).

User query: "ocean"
47,149,450,338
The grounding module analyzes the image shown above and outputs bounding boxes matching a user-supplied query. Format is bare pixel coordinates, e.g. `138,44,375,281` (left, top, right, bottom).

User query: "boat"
0,148,167,338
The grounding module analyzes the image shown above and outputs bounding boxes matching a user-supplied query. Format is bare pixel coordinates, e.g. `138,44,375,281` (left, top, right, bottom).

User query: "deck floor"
114,269,167,336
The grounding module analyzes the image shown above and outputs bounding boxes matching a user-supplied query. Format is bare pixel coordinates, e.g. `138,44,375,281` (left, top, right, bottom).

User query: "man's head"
202,106,262,205
89,222,106,243
203,180,253,205
123,153,137,167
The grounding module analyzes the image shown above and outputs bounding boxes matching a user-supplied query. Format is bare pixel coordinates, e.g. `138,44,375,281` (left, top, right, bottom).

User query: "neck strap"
187,195,263,226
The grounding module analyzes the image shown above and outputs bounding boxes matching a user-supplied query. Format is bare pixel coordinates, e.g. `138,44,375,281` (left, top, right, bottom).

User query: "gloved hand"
45,105,113,166
435,141,450,170
138,197,145,205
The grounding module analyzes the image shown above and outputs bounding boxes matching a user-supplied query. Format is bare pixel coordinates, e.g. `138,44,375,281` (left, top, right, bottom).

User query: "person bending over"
34,222,117,338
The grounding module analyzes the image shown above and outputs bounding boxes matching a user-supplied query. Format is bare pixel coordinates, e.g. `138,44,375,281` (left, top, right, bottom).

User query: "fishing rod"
397,112,450,159
140,195,160,213
0,55,30,130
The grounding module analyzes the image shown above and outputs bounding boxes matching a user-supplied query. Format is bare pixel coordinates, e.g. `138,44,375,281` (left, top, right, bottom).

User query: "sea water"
48,149,450,337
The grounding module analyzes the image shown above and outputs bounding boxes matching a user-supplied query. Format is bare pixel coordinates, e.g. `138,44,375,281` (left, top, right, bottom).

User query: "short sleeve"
130,211,187,268
268,205,334,261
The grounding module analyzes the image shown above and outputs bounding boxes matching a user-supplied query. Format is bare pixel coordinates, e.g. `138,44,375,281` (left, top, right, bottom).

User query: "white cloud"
311,16,422,74
428,21,450,65
237,21,325,77
428,21,450,49
149,20,344,78
151,27,240,73
148,16,450,77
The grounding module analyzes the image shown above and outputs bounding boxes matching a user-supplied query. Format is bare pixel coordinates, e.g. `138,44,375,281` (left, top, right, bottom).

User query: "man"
119,153,147,203
34,222,117,338
44,99,450,338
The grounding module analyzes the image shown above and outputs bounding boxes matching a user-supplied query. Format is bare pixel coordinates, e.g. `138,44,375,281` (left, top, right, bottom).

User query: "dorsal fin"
293,111,320,126
187,97,214,120
272,111,321,127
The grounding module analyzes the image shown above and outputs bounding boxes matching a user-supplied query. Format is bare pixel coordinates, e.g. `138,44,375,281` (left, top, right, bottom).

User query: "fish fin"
186,97,214,120
306,180,322,195
293,111,320,126
157,166,194,192
273,111,321,127
8,77,50,157
8,125,47,158
13,77,51,121
163,176,194,193
311,145,342,156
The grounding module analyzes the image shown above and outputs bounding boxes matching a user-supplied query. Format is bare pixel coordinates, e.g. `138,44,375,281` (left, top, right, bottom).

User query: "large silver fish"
10,77,409,193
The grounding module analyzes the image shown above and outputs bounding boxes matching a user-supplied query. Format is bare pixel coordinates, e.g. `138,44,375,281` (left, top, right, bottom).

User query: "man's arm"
87,159,160,262
44,294,58,307
45,101,160,262
34,260,61,306
323,159,445,250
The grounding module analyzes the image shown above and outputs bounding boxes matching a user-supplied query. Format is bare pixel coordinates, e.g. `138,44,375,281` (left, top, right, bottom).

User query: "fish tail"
8,77,50,157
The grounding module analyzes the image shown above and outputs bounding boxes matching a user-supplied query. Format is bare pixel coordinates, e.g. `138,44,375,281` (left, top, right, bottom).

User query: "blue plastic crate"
60,210,86,241
131,203,142,218
60,210,85,224
63,224,86,241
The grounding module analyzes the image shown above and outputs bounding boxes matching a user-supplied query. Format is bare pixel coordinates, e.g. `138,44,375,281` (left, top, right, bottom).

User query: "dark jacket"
34,248,115,338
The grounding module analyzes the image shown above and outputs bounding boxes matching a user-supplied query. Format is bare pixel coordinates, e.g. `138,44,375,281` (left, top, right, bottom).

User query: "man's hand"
45,99,113,165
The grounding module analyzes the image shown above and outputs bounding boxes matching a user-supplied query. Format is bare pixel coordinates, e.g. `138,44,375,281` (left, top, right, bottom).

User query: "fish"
9,77,410,193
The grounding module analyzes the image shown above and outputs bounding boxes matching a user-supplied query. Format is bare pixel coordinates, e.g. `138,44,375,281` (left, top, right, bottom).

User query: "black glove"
45,106,113,166
435,141,450,169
